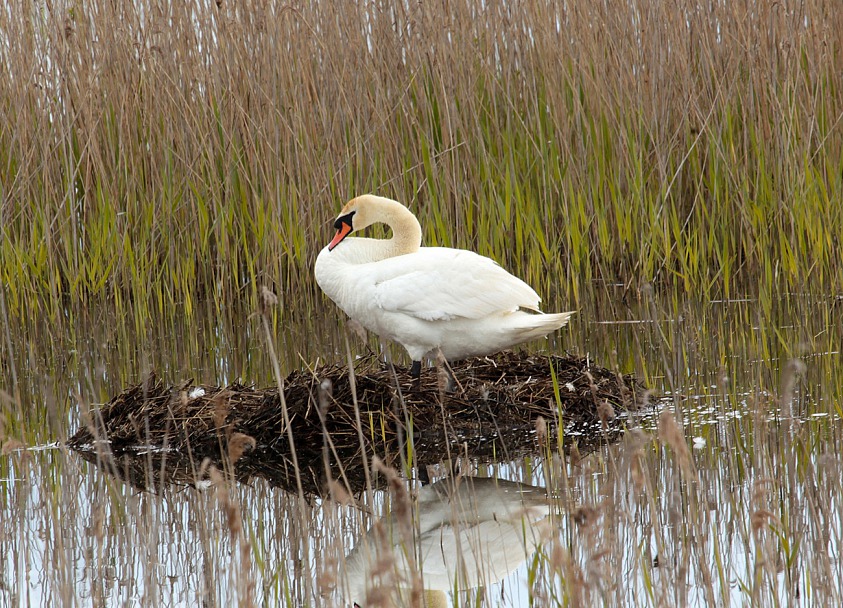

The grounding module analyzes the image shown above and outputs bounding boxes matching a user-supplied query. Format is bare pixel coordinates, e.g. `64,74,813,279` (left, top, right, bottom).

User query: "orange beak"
327,221,352,251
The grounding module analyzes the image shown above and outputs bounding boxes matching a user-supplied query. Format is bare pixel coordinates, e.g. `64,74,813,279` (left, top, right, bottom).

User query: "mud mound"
68,352,650,495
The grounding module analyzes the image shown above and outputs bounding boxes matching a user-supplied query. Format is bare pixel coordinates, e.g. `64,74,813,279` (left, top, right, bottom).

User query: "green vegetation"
2,2,843,606
1,0,841,325
2,291,841,606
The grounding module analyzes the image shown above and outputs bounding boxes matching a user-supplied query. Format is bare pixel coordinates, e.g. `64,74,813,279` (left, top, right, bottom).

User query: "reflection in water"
338,476,552,607
2,290,843,606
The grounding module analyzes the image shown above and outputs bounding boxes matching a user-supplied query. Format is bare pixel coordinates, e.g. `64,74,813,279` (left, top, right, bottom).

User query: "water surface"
2,287,841,606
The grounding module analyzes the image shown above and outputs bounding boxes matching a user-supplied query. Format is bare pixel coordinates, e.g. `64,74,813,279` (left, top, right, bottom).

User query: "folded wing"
371,248,542,321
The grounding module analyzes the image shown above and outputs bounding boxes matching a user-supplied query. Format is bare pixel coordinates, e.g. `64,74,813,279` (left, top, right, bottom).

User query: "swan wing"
415,520,541,589
371,248,541,321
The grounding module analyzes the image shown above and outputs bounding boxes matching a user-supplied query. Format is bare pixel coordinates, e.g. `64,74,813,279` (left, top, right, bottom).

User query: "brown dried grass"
2,0,841,316
68,351,649,495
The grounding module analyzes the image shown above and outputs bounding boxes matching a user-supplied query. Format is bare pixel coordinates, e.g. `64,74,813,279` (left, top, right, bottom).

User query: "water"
1,287,841,606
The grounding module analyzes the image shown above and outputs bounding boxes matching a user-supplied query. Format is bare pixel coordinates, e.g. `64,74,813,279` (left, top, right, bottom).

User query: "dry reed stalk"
206,465,256,607
657,410,693,477
1,0,841,316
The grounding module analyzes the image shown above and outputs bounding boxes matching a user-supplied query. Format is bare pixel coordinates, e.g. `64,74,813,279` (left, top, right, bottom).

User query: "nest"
68,352,650,496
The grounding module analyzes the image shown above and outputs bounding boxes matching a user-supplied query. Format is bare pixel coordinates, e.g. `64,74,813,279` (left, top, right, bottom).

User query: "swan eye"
334,211,355,230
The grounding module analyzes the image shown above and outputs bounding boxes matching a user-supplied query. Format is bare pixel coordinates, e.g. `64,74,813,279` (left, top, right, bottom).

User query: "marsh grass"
2,283,843,606
1,0,842,325
2,1,843,606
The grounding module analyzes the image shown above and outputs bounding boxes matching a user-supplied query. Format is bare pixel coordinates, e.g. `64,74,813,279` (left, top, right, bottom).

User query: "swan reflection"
339,476,553,607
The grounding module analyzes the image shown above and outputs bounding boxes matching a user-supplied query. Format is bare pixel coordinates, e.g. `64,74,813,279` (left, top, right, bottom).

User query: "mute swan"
314,195,574,376
338,476,552,607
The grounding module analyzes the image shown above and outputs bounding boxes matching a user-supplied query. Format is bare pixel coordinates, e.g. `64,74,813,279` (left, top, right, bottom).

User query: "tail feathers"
513,311,575,341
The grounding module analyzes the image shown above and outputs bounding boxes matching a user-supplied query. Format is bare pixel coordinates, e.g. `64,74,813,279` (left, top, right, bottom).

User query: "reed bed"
2,2,843,605
2,285,842,606
1,0,841,324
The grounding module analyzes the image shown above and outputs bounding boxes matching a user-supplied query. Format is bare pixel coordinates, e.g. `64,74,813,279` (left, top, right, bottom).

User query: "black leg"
444,365,457,393
410,360,421,379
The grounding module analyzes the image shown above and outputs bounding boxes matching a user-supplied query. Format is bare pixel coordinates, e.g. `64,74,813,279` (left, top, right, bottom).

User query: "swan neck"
381,200,422,257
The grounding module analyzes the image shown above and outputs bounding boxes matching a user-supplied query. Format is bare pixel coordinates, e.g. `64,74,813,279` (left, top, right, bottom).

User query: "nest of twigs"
68,352,650,495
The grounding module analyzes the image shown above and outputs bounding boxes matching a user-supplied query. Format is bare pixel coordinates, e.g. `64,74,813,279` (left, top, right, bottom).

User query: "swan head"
327,207,357,251
326,195,421,252
327,195,384,251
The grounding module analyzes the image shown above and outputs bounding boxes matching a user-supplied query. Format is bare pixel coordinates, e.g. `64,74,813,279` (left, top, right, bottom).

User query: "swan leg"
443,365,457,393
410,360,422,379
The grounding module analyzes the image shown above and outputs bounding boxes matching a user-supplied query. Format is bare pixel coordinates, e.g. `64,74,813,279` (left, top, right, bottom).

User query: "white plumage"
338,477,552,607
314,195,574,364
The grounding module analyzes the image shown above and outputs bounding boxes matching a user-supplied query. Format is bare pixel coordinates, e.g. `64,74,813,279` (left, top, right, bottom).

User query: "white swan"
338,476,552,607
314,195,574,375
